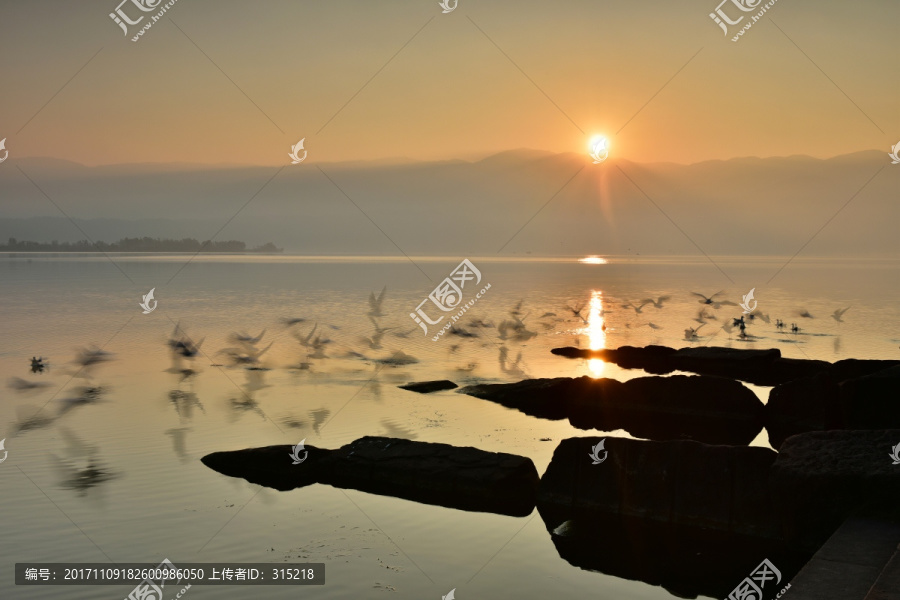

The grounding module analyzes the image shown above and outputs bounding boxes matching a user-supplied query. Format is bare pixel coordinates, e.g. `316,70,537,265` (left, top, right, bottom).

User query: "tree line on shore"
2,237,283,253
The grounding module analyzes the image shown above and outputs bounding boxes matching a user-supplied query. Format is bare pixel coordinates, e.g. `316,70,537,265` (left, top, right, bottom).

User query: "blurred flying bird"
691,291,737,309
641,296,671,309
831,307,851,323
8,377,52,392
684,324,705,340
368,286,387,317
798,310,814,319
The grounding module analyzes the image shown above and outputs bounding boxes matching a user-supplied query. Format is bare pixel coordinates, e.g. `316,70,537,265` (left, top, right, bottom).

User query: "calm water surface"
2,255,898,599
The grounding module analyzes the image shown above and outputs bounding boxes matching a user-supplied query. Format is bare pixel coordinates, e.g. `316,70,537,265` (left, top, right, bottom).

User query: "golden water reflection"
586,289,606,377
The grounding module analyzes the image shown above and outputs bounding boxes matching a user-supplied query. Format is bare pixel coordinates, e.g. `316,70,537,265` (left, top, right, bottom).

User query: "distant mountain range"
1,150,896,257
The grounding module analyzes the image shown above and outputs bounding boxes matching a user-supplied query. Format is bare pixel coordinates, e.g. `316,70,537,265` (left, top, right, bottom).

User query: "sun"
588,135,609,163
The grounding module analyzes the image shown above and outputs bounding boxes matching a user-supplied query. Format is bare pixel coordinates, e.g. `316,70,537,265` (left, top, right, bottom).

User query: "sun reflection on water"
585,289,606,377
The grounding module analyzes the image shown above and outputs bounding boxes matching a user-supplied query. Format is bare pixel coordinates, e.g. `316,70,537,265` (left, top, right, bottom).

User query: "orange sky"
0,0,896,166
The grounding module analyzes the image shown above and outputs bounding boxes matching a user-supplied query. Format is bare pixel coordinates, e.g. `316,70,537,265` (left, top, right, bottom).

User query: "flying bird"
691,291,737,309
831,307,851,323
641,295,671,309
368,286,387,317
798,309,814,319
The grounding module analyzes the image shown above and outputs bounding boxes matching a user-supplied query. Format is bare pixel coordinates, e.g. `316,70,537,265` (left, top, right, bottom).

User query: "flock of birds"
3,286,858,496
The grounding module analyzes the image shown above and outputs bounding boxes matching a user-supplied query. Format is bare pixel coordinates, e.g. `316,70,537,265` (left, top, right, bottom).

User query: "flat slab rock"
202,436,538,517
398,380,458,393
459,374,764,445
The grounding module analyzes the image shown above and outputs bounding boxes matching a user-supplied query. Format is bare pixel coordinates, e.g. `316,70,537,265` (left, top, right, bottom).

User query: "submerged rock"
398,380,458,394
202,436,538,517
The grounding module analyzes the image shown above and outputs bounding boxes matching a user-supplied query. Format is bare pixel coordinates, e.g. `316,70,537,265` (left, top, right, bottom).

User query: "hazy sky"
0,0,897,166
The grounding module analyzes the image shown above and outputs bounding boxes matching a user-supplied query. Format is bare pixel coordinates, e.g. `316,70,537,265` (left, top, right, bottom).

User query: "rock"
398,380,458,393
536,436,810,599
765,373,841,450
838,365,900,429
829,359,900,383
538,436,781,539
765,363,900,449
202,436,539,517
201,444,329,491
770,429,900,550
459,374,764,445
551,345,831,386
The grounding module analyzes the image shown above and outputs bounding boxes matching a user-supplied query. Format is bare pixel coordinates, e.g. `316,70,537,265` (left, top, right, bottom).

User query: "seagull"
791,323,801,333
568,302,588,323
831,307,851,323
776,319,785,330
229,329,266,345
798,309,814,319
645,322,663,330
691,291,737,309
641,295,671,309
167,322,204,358
684,324,705,340
509,300,525,318
368,286,387,318
449,324,478,338
746,310,770,324
362,317,394,350
30,356,47,373
621,301,650,314
73,347,114,368
280,317,308,327
8,377,52,392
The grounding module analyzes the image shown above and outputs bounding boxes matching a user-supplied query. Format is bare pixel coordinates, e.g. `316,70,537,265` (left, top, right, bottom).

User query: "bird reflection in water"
50,428,117,496
584,290,607,377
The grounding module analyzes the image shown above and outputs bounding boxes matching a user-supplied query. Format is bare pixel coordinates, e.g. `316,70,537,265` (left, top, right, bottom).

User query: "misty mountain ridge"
1,149,895,257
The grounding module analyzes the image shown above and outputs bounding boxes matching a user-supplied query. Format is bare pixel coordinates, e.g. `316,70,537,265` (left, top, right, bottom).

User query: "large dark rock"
770,429,900,550
460,374,764,445
838,365,900,429
766,363,900,449
202,436,539,517
765,373,841,450
538,436,781,539
551,345,831,386
398,380,458,393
